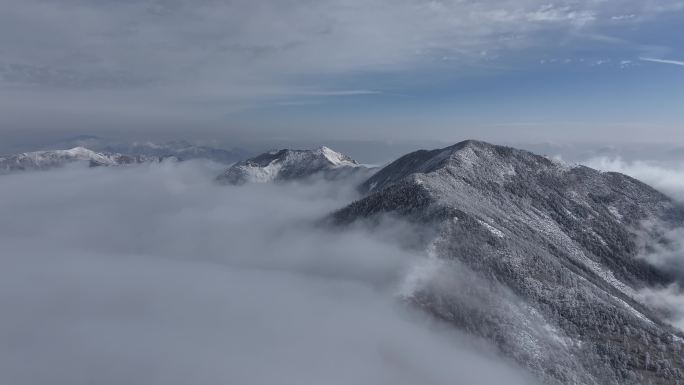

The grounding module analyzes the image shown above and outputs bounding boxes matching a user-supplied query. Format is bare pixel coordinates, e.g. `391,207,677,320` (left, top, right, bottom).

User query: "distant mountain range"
99,140,250,164
0,147,165,173
35,135,250,164
0,138,252,173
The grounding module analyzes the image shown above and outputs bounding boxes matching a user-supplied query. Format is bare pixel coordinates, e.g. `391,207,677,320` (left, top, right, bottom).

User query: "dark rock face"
217,146,371,185
334,140,684,385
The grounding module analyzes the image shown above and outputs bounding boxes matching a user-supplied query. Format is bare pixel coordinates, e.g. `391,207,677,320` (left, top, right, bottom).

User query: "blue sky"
0,0,682,145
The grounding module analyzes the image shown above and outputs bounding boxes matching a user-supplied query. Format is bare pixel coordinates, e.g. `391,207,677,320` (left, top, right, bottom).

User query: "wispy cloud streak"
640,57,684,66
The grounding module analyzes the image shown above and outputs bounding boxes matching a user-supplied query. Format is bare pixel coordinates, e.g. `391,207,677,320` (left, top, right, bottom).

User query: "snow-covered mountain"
32,136,250,164
217,146,370,184
0,147,162,173
333,140,684,385
101,140,249,164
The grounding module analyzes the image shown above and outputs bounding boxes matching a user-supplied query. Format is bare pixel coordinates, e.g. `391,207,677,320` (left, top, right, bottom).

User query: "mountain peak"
449,138,495,149
361,140,553,193
315,146,359,167
334,140,684,385
217,146,365,185
63,147,98,157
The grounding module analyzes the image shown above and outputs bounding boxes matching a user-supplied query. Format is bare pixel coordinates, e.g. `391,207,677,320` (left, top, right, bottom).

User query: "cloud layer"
0,161,535,385
584,156,684,202
584,156,684,331
1,0,682,112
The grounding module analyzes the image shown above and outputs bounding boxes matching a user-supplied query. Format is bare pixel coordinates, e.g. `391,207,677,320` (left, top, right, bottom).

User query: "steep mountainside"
0,147,161,173
334,140,684,385
217,146,370,184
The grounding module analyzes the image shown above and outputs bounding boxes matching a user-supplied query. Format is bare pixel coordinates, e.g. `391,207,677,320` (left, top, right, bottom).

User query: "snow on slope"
0,147,161,173
334,139,684,385
217,146,365,185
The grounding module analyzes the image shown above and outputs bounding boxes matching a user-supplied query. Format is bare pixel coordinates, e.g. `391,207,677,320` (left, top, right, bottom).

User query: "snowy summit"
217,146,364,185
334,139,684,385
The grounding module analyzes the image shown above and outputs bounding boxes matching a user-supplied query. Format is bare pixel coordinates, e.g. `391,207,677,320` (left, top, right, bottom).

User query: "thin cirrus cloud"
640,57,684,66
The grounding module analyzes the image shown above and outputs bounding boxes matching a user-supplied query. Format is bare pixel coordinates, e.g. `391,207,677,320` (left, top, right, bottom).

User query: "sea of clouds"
584,156,684,331
584,157,684,203
0,160,534,385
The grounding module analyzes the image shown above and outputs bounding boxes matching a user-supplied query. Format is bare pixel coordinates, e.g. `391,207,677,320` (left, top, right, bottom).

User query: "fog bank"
0,161,534,385
584,157,684,331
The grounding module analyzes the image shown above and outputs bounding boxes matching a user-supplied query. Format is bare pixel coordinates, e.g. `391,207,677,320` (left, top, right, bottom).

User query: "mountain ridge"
100,140,250,164
333,139,684,385
217,146,371,185
0,146,165,173
25,136,250,164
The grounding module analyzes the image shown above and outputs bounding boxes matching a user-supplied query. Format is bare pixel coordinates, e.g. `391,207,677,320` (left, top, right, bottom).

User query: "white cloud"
0,0,680,102
639,284,684,331
611,14,636,21
0,0,682,140
640,57,684,66
584,156,684,331
583,157,684,202
525,4,596,25
0,162,536,385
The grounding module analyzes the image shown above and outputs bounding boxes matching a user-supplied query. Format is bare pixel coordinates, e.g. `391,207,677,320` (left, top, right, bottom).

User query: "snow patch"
477,219,505,238
608,206,623,221
236,161,284,183
316,146,358,168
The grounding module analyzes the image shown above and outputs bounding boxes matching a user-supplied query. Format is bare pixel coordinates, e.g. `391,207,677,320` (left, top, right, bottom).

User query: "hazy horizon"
5,133,684,166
